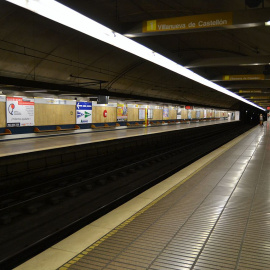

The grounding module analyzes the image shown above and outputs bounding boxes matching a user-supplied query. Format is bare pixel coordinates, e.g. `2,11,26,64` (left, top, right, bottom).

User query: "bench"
91,123,120,129
126,122,143,127
34,125,80,133
0,129,12,136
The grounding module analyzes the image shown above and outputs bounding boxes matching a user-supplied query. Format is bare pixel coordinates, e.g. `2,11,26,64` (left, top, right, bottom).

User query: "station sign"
76,101,92,124
267,106,270,110
185,106,193,110
250,96,270,100
239,90,261,93
223,74,265,81
143,12,232,33
6,97,34,127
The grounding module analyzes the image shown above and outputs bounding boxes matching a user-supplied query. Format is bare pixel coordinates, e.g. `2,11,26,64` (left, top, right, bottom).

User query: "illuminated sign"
143,12,233,33
223,75,265,81
250,96,270,100
239,90,262,93
185,106,193,110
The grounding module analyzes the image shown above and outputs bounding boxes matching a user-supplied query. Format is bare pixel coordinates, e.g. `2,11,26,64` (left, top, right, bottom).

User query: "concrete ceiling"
1,0,270,109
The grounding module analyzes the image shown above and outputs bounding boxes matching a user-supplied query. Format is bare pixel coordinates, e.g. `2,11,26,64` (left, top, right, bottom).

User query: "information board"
139,108,145,120
76,101,92,124
6,97,34,127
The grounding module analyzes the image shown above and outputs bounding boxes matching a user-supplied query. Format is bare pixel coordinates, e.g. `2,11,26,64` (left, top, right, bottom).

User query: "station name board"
143,12,233,33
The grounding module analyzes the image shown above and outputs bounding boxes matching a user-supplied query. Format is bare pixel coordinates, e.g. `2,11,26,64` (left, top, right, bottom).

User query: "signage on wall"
6,97,35,127
0,95,6,102
139,108,145,120
117,104,127,122
76,101,92,124
177,108,181,119
267,106,270,110
185,106,193,110
163,107,169,118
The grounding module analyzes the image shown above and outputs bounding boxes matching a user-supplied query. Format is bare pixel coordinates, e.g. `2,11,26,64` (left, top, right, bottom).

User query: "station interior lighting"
6,0,265,111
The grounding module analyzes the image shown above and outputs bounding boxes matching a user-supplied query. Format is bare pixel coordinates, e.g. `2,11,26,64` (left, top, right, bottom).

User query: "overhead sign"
76,101,92,124
250,96,270,99
143,12,232,33
185,106,193,110
239,90,262,93
6,97,34,127
223,74,265,81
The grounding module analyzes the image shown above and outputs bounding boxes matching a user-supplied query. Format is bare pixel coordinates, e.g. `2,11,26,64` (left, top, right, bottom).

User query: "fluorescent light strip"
6,0,264,111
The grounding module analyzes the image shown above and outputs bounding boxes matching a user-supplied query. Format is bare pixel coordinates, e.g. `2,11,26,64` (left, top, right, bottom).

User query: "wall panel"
35,104,76,125
93,106,116,123
153,109,163,120
181,109,188,119
127,108,139,122
0,102,6,127
169,109,177,119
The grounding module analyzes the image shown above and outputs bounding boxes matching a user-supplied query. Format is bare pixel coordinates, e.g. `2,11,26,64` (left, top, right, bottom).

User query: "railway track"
0,122,253,269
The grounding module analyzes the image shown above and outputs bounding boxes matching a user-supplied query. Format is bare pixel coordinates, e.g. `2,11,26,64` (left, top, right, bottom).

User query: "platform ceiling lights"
6,0,265,111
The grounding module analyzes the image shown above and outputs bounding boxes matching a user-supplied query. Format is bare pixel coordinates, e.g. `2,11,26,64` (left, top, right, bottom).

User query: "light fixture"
265,21,270,26
25,90,48,93
6,0,265,111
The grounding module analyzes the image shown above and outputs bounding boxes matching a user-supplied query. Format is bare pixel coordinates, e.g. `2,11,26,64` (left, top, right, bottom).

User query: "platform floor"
0,119,233,157
14,122,270,270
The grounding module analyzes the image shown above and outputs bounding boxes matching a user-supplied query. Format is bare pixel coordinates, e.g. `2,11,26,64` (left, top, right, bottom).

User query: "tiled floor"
15,122,269,270
0,120,232,157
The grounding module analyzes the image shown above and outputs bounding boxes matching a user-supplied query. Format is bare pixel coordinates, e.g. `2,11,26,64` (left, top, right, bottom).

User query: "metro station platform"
14,122,270,270
0,119,232,158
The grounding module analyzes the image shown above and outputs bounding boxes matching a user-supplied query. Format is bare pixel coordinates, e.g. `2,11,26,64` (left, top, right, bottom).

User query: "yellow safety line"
58,126,257,270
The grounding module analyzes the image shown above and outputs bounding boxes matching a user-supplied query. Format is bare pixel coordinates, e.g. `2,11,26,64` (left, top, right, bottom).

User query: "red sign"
267,106,270,110
185,106,193,110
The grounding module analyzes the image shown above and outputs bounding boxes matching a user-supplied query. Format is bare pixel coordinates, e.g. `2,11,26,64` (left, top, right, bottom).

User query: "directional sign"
76,102,92,124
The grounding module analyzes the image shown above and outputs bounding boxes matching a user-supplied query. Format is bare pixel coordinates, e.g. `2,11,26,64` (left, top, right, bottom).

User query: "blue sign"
76,102,92,110
76,102,92,124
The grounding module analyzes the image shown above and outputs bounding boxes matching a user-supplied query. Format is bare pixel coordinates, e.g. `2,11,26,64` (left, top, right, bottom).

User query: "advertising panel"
139,108,145,120
117,104,127,122
6,97,34,127
147,109,153,119
163,107,169,118
196,110,200,118
188,110,192,119
177,108,181,119
76,101,92,124
0,95,6,102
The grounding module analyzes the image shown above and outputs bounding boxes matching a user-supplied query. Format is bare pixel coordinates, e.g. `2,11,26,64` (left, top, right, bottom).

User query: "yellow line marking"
58,127,256,269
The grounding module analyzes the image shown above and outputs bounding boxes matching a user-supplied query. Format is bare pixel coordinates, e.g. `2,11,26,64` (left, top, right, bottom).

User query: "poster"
188,110,192,119
148,109,153,119
76,102,92,124
177,108,181,119
196,110,200,118
163,107,169,118
117,104,127,122
139,108,145,120
6,97,34,127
